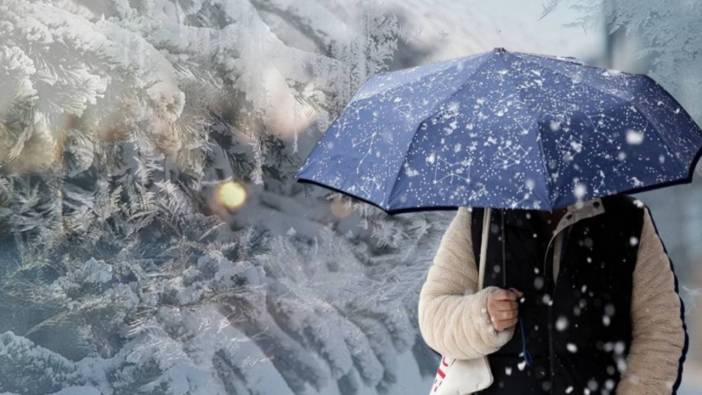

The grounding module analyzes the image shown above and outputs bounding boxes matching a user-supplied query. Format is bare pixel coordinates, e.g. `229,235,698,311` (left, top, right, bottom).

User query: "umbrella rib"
352,52,487,102
497,51,556,210
509,52,690,206
538,65,691,181
530,111,556,210
382,53,495,210
629,76,702,180
511,51,636,105
628,105,692,178
633,78,702,160
525,54,701,200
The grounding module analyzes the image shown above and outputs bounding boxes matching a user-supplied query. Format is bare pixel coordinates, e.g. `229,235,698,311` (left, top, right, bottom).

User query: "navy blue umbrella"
296,48,702,213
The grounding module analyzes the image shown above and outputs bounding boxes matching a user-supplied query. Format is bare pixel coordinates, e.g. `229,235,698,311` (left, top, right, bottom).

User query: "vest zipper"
546,242,556,393
543,225,572,393
542,230,561,393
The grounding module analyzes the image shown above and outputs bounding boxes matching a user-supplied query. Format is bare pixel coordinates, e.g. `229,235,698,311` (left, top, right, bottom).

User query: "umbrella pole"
478,207,491,290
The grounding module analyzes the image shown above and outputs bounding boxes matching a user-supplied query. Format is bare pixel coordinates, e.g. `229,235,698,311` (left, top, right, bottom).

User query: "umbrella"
295,47,702,214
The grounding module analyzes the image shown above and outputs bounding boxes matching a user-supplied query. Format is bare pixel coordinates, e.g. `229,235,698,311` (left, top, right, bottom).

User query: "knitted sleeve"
417,207,514,360
616,207,687,395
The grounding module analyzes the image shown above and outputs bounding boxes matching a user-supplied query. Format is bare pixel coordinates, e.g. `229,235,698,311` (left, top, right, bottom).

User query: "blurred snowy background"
0,0,699,394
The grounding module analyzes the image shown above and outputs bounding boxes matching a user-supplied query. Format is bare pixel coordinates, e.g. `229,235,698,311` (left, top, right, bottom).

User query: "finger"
494,316,519,327
490,310,518,322
493,318,518,331
491,300,518,311
491,310,518,321
487,299,517,312
489,306,517,317
493,289,518,301
494,318,519,331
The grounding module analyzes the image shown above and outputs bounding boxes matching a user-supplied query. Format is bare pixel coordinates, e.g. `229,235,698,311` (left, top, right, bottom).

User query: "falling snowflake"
625,129,645,145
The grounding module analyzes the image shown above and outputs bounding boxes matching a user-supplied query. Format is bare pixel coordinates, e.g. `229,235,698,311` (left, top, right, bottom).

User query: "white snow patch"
570,140,583,153
525,178,535,190
573,183,587,200
425,152,436,164
47,387,101,395
626,129,645,145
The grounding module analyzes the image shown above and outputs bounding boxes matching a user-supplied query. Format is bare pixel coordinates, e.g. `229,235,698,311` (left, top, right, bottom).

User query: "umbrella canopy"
296,48,702,213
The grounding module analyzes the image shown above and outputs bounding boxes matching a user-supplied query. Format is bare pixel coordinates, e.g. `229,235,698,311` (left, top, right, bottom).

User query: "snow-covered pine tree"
0,1,447,394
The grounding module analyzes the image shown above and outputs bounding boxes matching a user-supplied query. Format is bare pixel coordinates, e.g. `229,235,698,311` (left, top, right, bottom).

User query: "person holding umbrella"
418,195,687,394
296,48,701,394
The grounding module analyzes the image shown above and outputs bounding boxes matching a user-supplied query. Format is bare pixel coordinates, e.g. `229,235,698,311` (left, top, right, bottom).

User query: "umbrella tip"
494,47,507,53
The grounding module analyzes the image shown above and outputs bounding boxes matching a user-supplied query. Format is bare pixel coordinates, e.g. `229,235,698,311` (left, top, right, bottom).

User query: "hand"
487,288,523,332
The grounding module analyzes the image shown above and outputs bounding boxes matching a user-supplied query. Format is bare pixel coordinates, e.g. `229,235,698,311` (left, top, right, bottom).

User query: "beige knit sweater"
418,201,686,395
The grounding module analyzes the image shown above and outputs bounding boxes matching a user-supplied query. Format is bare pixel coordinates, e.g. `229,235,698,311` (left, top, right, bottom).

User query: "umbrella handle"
478,207,491,290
